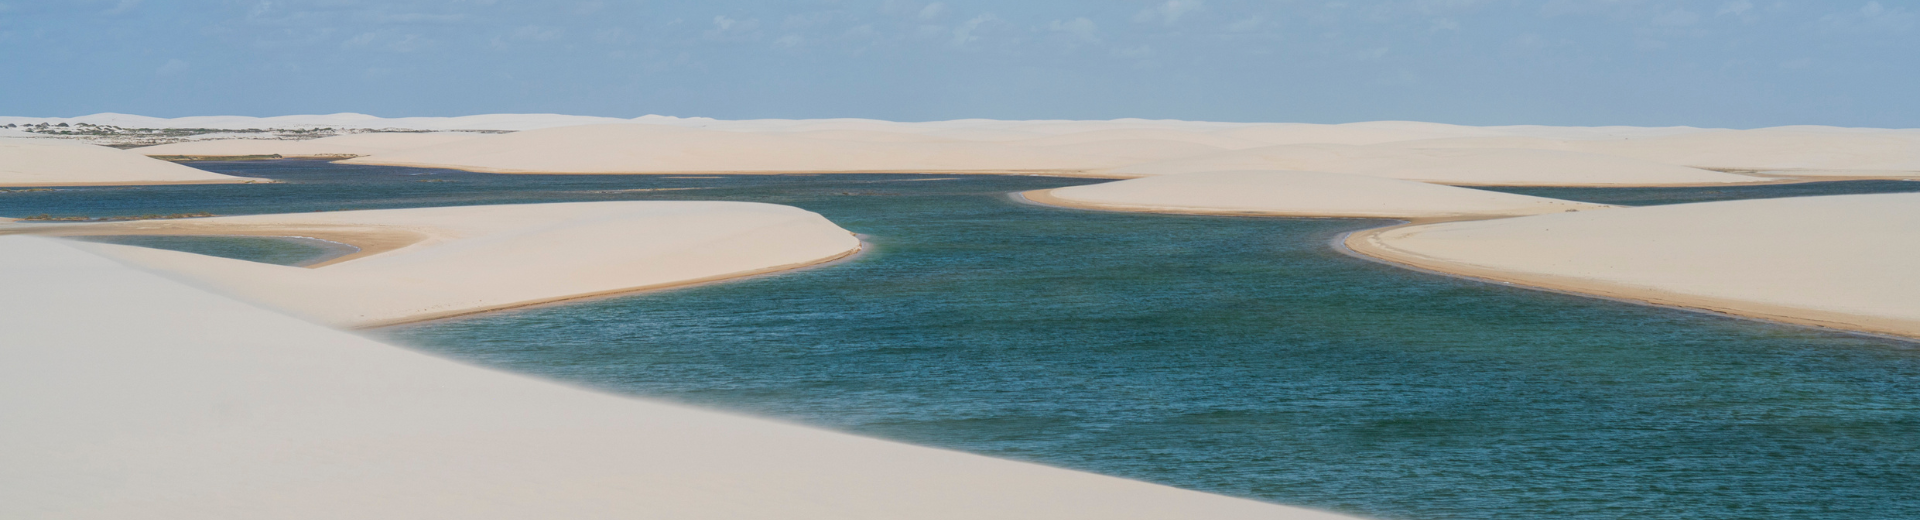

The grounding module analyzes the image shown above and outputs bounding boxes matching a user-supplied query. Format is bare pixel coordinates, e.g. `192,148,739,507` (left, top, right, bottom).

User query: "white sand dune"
131,132,488,158
0,236,1355,520
1350,193,1920,339
1003,128,1270,149
1396,130,1920,176
0,138,252,187
29,201,860,328
1028,170,1611,219
1108,144,1767,186
339,124,1220,175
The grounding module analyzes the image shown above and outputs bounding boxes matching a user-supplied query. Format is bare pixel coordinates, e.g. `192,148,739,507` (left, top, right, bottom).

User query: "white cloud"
156,59,188,76
1651,8,1699,26
774,33,804,48
104,0,142,15
706,15,762,41
1226,16,1263,32
387,34,428,52
1134,0,1202,24
919,2,946,21
510,25,564,42
1718,0,1753,16
950,14,997,47
1048,17,1099,43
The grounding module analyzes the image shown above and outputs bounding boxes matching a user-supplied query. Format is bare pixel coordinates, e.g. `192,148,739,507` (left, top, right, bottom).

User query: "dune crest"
0,138,251,187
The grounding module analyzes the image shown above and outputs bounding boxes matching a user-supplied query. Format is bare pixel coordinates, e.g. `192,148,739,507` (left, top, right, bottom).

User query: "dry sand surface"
0,236,1357,520
1349,193,1920,339
1393,129,1920,176
24,201,861,328
0,138,252,187
15,113,1914,182
1105,145,1767,186
1027,170,1612,219
132,132,487,158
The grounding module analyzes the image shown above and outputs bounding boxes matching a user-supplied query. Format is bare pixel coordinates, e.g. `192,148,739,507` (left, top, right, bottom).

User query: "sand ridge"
27,201,863,328
1347,193,1920,340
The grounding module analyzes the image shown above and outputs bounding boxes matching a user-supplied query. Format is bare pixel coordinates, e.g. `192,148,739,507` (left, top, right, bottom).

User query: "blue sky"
2,0,1915,127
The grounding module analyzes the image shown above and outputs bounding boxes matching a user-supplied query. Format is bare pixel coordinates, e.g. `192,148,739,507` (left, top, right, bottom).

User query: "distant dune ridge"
0,138,251,186
132,132,488,159
0,235,1357,520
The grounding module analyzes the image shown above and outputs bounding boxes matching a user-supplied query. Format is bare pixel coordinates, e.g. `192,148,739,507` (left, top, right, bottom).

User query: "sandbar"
1024,170,1613,219
13,201,863,328
1347,193,1920,340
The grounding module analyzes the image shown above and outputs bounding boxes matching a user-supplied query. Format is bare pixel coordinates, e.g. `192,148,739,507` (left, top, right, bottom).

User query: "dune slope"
1028,170,1612,219
17,201,860,328
0,236,1354,520
0,138,251,187
1350,193,1920,339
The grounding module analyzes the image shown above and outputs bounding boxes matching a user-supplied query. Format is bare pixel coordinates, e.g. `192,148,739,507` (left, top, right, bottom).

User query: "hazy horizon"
5,1,1916,128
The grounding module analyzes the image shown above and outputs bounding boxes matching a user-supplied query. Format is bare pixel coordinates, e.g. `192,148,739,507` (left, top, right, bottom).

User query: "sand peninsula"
5,201,862,328
1346,193,1920,340
1024,170,1613,219
0,137,251,186
0,235,1357,520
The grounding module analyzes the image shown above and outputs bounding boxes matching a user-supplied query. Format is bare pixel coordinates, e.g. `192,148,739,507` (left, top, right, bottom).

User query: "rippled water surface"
6,161,1918,520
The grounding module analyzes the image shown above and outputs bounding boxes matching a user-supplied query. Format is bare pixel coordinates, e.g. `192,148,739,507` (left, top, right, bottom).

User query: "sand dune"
1028,170,1612,219
0,236,1354,520
132,132,488,158
1350,193,1920,339
26,201,860,328
1396,130,1920,176
1108,144,1767,186
340,124,1219,175
0,138,252,187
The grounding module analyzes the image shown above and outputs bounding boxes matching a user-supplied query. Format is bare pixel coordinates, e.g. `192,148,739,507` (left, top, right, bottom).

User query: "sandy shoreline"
14,201,865,328
356,242,863,328
1342,223,1920,341
1025,183,1920,342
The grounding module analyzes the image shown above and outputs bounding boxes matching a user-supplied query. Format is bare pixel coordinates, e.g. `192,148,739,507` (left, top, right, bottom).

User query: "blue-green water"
6,161,1918,519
